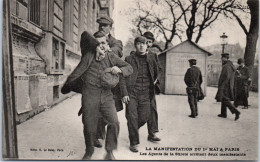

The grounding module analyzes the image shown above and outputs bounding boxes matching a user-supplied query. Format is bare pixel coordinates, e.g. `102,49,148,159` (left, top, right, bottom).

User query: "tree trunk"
244,0,259,76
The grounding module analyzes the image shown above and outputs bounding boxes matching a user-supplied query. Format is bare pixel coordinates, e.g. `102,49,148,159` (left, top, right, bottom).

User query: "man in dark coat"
184,59,203,118
61,31,133,160
120,36,160,152
143,31,162,142
234,58,250,109
95,16,124,147
215,53,240,120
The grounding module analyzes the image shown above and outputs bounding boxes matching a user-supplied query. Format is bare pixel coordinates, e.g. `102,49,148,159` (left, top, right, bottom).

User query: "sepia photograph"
2,0,259,160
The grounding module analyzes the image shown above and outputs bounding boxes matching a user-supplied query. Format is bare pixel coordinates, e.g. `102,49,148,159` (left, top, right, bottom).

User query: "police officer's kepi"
188,59,197,65
96,16,114,25
221,53,229,58
134,36,147,45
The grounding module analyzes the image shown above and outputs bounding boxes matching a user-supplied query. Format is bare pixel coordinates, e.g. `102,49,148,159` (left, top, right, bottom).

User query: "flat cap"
143,31,155,41
188,59,197,65
134,36,147,45
97,16,114,25
237,58,244,64
93,31,106,38
221,53,230,58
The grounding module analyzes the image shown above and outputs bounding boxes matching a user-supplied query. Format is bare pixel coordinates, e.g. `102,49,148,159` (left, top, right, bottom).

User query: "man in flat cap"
96,15,123,57
61,31,133,160
215,53,240,120
95,15,125,148
120,36,160,152
184,59,203,118
234,58,250,109
142,31,162,142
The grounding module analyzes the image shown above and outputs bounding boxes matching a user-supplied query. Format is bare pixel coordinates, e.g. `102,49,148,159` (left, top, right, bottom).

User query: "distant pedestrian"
184,59,203,118
61,31,133,160
234,58,250,109
120,36,160,152
143,31,162,142
215,53,240,120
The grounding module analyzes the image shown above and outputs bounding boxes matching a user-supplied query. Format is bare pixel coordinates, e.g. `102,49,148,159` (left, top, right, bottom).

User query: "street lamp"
220,32,228,53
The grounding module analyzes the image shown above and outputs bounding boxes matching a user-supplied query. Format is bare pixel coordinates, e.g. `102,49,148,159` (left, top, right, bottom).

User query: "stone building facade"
10,0,114,123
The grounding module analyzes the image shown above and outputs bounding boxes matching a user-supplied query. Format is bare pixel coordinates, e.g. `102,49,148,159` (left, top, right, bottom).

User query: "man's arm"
110,53,133,77
109,36,123,58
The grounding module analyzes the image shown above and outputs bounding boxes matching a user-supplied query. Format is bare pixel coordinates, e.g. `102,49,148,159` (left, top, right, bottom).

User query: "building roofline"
158,40,213,56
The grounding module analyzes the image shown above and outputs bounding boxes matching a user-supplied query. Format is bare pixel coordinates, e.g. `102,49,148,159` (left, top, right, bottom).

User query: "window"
53,86,59,101
29,0,40,25
53,38,59,70
60,43,65,70
52,38,65,73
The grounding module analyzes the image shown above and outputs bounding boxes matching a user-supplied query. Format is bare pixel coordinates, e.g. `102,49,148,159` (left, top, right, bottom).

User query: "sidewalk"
17,87,258,160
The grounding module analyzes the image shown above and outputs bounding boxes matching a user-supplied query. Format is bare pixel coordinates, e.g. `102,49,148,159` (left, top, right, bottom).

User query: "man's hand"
96,46,106,61
122,96,130,104
111,66,122,74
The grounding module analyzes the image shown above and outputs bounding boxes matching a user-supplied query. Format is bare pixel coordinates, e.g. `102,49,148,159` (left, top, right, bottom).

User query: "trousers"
188,92,198,116
82,83,119,152
147,98,158,136
126,89,151,145
220,97,239,117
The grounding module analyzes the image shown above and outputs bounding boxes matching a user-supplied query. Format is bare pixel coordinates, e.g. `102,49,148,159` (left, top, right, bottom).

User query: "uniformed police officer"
184,59,203,118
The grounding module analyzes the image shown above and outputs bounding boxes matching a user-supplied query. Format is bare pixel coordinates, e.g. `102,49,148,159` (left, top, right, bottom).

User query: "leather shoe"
82,149,94,160
94,139,102,148
235,111,240,121
129,145,138,152
217,114,227,118
148,135,161,142
188,115,195,118
104,151,115,160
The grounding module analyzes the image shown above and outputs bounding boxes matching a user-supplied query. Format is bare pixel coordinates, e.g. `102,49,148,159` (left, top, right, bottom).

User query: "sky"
113,0,248,48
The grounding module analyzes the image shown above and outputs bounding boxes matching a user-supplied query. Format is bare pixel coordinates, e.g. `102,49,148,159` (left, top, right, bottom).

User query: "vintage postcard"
2,0,259,160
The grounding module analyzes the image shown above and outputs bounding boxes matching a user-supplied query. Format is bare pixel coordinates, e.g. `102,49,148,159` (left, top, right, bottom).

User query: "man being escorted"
215,53,240,120
61,31,133,160
184,59,203,118
234,58,250,109
121,36,160,152
95,15,124,148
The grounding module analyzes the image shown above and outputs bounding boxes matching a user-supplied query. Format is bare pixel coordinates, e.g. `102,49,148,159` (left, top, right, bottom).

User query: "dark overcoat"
234,65,250,102
120,52,159,99
215,60,236,102
184,66,203,88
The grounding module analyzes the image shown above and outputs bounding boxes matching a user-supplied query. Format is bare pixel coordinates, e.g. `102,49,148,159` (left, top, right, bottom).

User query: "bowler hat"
221,53,230,58
143,31,155,41
97,16,114,25
188,59,197,65
134,36,147,45
237,58,244,64
101,68,119,88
